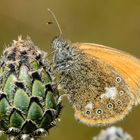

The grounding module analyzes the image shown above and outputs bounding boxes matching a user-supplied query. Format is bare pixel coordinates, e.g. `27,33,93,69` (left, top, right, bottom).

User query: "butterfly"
48,9,140,126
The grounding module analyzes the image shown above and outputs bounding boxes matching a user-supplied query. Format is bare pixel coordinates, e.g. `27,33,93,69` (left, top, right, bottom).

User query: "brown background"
0,0,140,140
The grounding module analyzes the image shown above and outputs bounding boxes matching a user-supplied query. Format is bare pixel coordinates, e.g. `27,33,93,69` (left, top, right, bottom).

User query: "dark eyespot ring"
117,100,122,105
86,110,91,115
116,77,121,83
119,90,124,96
96,109,103,115
107,103,113,109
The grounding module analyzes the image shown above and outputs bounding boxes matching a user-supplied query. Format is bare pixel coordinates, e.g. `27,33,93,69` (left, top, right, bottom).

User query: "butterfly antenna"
47,8,63,37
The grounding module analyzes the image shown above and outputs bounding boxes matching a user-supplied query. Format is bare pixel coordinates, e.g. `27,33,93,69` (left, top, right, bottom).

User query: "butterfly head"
51,36,75,73
52,36,67,50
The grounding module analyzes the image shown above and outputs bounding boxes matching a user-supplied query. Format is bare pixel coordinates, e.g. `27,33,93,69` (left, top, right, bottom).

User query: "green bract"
0,37,61,140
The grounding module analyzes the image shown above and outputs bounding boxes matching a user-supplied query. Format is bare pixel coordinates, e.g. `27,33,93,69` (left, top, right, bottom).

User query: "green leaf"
41,69,52,84
45,91,56,109
30,61,40,70
0,97,10,119
13,89,29,113
40,109,55,129
1,66,10,85
27,102,43,124
10,110,24,128
4,74,17,102
32,80,45,98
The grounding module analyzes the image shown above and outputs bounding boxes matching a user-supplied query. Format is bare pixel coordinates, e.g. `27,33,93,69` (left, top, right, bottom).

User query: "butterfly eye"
116,77,122,83
96,109,103,115
107,103,113,109
119,90,124,96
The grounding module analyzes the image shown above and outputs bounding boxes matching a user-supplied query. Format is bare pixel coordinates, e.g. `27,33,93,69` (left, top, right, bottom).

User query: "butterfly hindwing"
59,43,135,126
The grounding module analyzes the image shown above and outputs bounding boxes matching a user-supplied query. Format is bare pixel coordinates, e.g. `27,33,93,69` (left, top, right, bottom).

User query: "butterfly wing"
61,42,140,126
77,43,140,105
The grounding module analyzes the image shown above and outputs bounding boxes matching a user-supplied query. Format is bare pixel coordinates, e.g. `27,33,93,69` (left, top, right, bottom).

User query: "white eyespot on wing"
101,87,118,100
85,102,93,110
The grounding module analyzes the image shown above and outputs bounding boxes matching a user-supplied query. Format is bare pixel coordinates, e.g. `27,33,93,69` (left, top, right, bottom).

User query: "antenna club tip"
47,8,51,12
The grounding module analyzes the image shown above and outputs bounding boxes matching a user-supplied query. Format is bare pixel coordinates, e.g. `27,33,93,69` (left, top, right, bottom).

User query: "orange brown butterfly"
48,9,140,126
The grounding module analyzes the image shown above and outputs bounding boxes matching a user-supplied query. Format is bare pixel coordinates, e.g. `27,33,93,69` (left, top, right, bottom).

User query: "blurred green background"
0,0,140,140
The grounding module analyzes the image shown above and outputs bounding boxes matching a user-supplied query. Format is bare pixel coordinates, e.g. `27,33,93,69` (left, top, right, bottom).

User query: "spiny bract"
0,36,61,140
